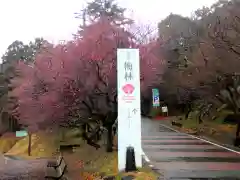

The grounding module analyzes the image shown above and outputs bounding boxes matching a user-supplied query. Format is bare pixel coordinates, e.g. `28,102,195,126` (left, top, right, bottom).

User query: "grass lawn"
0,132,22,153
5,130,59,159
171,111,238,146
176,110,236,131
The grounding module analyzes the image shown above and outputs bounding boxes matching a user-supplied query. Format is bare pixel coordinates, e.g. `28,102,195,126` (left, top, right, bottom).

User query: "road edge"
159,123,240,154
141,145,166,179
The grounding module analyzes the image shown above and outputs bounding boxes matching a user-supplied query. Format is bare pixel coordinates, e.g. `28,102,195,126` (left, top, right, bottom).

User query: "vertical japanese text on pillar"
124,52,133,81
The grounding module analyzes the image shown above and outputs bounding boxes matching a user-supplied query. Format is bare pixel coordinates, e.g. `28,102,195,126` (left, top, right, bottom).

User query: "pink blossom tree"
9,18,165,152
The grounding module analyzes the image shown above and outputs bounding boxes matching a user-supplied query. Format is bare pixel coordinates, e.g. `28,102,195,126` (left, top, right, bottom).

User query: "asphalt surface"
0,154,48,179
141,118,240,180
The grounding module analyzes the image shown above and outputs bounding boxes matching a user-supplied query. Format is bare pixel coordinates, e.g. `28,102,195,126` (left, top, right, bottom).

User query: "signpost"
117,48,142,171
16,130,28,137
162,106,168,116
152,88,160,107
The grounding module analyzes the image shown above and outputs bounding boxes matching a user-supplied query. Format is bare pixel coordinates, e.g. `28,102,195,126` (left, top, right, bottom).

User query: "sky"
0,0,217,60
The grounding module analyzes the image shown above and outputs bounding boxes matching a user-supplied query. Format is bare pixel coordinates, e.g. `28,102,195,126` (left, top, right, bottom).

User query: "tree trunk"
96,127,101,141
28,134,32,156
106,124,113,152
60,127,66,141
184,104,192,120
234,122,240,147
198,113,203,124
233,113,240,147
180,104,185,114
185,109,191,120
236,123,240,137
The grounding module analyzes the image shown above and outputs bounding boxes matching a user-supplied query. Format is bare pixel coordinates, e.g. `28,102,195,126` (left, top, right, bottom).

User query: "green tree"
2,38,47,65
0,38,48,133
1,38,48,77
75,0,133,27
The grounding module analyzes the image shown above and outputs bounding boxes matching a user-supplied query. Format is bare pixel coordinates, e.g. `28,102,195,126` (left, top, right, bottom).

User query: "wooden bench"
45,156,67,179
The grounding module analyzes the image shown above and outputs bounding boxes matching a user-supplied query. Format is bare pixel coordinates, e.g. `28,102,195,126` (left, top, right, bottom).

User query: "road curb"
142,147,166,179
141,156,166,180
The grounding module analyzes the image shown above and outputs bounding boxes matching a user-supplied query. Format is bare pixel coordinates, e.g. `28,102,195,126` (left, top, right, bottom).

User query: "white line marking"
141,148,150,162
159,123,240,155
141,149,156,174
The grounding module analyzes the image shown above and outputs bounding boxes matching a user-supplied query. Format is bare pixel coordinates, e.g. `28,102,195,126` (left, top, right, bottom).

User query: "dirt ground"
62,144,110,179
0,128,158,180
62,135,158,179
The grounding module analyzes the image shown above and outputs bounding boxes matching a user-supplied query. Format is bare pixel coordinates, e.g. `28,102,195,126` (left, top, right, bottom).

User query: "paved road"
0,154,48,179
141,118,240,179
